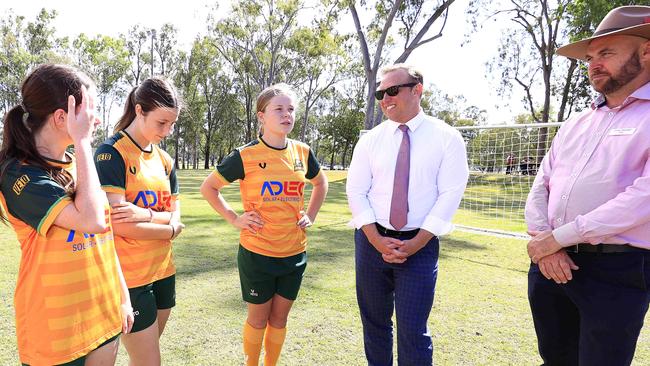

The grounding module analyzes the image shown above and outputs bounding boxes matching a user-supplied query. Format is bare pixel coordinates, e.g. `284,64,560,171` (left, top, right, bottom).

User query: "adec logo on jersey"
260,181,304,198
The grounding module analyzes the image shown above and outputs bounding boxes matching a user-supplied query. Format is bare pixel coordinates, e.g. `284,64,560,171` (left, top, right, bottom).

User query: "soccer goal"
454,122,563,237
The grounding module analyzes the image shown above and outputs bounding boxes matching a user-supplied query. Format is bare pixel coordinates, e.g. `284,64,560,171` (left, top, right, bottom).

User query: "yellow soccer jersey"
95,131,179,288
212,137,321,257
0,155,122,366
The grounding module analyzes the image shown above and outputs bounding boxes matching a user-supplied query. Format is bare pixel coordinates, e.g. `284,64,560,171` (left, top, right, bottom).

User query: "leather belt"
565,243,647,253
375,223,419,239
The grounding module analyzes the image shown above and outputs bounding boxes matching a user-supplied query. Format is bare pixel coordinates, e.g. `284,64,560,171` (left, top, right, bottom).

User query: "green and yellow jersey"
95,131,179,288
0,155,122,366
210,137,321,257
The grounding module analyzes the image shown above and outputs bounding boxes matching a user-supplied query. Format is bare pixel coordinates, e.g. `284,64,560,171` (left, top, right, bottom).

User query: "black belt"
565,243,647,253
375,223,419,239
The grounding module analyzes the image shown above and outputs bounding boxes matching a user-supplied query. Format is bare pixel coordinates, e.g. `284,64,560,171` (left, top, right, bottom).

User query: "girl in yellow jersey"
94,77,184,366
201,83,328,366
0,64,134,366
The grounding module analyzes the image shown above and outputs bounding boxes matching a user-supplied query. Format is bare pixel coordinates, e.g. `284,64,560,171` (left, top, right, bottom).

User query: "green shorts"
237,245,307,304
129,274,176,333
22,333,119,366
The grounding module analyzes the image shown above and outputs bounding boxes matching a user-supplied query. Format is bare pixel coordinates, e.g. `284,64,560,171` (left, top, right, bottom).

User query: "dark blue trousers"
528,251,650,366
355,229,439,366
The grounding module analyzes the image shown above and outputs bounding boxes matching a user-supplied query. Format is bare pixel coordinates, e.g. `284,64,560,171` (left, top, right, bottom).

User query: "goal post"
454,122,563,236
355,122,563,237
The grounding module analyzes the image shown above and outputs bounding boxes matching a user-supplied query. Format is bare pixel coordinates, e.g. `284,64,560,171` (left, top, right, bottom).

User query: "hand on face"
66,85,99,143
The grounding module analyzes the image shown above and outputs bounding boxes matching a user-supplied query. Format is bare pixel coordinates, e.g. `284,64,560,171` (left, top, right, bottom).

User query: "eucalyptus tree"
210,0,307,141
468,0,640,159
288,15,351,142
0,9,65,114
72,34,131,142
124,25,150,87
347,0,456,129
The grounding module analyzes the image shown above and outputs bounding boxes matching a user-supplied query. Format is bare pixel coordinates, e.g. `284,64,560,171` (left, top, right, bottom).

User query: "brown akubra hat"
556,6,650,61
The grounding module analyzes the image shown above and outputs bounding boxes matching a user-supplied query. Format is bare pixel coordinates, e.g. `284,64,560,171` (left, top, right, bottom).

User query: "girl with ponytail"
0,64,134,365
200,83,328,366
94,76,183,365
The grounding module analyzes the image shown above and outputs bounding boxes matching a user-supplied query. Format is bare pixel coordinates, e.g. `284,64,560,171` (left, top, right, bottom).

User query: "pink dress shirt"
525,82,650,249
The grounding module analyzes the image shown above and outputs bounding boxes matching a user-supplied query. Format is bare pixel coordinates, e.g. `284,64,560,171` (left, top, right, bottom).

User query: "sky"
2,0,520,124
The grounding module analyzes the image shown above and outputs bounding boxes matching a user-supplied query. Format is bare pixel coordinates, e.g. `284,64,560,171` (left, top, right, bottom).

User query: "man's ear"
641,39,650,60
414,83,424,98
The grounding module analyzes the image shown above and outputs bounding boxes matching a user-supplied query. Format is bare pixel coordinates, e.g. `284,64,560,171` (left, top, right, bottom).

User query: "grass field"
456,172,536,234
1,170,649,365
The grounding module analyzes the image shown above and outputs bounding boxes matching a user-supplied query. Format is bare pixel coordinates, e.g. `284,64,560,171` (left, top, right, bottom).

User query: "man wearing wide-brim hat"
525,5,650,366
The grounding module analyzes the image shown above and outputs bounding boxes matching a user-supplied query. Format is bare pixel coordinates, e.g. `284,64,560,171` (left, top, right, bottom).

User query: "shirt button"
561,195,567,200
556,218,563,223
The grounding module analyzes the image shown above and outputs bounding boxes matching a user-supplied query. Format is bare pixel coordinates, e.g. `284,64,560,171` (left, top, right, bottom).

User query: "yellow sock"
263,324,287,366
243,321,265,366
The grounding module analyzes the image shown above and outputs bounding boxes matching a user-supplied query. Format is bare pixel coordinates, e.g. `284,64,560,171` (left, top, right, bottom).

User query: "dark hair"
0,64,94,203
114,77,181,132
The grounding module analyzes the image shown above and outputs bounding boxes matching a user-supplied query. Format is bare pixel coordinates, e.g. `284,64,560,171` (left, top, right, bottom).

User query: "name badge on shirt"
608,128,636,136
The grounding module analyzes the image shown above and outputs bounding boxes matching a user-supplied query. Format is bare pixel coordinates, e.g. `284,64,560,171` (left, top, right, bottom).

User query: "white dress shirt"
346,110,469,236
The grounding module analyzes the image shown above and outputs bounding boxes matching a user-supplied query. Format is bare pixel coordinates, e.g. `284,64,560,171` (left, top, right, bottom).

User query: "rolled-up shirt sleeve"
346,136,376,229
420,132,469,236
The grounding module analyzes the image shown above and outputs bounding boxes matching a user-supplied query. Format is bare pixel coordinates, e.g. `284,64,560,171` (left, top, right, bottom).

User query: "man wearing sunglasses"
346,64,468,365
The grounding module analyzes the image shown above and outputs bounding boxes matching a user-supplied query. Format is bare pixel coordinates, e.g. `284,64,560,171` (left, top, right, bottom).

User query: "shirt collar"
591,81,650,110
387,109,424,133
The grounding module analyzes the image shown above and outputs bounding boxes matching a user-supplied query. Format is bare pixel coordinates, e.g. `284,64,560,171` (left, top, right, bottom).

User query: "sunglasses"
374,83,418,100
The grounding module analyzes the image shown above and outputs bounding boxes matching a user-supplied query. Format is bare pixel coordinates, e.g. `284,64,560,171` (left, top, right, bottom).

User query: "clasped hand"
371,236,424,264
527,230,579,284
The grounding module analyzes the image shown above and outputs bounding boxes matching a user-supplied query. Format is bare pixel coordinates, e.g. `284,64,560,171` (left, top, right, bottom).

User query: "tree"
124,25,150,87
469,0,640,161
0,9,65,114
155,24,179,77
348,0,456,129
73,34,130,142
468,0,578,161
288,17,351,141
210,0,305,141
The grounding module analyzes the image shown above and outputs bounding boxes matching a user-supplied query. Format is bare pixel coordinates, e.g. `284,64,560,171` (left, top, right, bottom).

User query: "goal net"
454,122,562,236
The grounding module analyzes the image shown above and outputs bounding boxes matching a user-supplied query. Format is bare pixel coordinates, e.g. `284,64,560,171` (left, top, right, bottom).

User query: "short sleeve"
1,163,71,235
94,144,126,193
216,149,245,182
169,164,179,195
305,148,321,180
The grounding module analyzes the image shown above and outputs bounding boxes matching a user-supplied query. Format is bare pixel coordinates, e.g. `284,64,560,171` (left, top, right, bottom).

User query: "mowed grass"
0,170,649,365
457,172,536,233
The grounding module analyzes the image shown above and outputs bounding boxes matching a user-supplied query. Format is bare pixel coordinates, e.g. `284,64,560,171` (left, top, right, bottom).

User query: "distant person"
0,64,133,365
518,156,527,175
200,83,328,366
346,64,468,365
94,77,184,365
525,6,650,365
505,153,516,174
